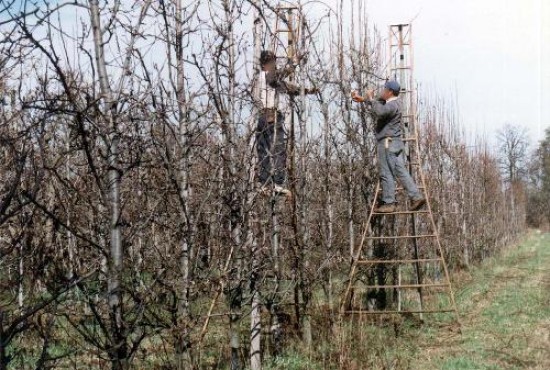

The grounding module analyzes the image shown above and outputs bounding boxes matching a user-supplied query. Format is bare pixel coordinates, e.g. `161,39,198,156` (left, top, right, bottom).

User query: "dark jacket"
367,98,403,141
266,67,301,96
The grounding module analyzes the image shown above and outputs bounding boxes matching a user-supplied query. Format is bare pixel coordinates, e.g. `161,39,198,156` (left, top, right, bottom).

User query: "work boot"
258,185,271,196
274,184,292,199
409,198,426,211
374,203,396,213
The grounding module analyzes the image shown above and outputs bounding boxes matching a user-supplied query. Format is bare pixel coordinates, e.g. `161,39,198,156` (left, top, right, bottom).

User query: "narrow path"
415,232,550,370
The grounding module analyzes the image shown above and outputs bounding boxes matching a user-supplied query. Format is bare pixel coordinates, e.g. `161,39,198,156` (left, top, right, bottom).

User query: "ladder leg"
412,225,424,319
340,181,380,314
411,190,426,320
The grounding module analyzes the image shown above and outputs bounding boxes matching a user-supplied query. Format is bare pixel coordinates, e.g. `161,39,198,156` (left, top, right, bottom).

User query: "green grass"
440,357,502,370
415,231,550,370
262,352,325,370
261,231,550,370
11,232,550,369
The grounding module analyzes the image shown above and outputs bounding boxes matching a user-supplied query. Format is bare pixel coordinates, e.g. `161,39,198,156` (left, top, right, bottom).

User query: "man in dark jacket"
256,50,317,198
352,80,425,213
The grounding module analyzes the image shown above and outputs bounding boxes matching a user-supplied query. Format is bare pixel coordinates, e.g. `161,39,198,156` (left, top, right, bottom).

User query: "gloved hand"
306,87,319,94
351,90,365,102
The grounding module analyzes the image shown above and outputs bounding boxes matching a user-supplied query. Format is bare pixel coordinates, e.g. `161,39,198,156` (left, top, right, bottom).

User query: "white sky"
362,0,549,144
4,0,548,145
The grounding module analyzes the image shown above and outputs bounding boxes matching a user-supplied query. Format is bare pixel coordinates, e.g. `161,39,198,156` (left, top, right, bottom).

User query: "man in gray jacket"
352,80,425,213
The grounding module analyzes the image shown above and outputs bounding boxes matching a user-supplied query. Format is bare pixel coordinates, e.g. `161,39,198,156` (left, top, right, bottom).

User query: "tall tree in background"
497,124,529,183
527,128,550,228
497,124,529,231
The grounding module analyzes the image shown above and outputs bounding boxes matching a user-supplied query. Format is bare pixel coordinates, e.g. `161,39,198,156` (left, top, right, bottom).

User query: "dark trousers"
256,111,287,186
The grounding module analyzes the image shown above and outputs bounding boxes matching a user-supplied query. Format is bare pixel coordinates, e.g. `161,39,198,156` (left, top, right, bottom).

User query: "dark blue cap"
384,80,400,93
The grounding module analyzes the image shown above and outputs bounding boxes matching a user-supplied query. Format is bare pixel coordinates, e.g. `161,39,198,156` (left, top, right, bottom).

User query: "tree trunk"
175,0,193,368
249,4,262,369
89,1,127,367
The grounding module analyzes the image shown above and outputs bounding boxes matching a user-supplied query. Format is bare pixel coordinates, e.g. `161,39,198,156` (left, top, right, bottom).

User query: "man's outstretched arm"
351,90,396,119
267,70,318,96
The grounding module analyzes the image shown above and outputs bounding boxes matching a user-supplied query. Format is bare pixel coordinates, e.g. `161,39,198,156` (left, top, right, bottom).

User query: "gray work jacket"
367,98,403,141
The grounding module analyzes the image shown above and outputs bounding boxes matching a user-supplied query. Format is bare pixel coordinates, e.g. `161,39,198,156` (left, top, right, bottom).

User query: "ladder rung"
372,210,430,215
396,186,426,190
403,137,417,142
344,309,454,315
389,43,411,47
360,283,448,289
366,234,436,239
390,67,411,70
356,258,442,264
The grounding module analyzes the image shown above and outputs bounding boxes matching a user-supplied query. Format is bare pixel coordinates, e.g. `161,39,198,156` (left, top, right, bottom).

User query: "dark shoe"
374,203,396,213
259,184,292,200
409,198,426,211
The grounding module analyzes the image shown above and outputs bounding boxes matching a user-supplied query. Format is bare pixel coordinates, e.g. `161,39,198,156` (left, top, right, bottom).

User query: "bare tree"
0,1,531,368
496,124,529,232
526,128,550,228
497,124,529,183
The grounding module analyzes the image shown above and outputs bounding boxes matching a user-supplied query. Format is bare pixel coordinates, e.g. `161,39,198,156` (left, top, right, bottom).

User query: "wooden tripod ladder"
340,24,459,322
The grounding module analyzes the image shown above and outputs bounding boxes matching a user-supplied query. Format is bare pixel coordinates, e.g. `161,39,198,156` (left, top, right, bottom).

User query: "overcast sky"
362,0,549,144
4,0,548,145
